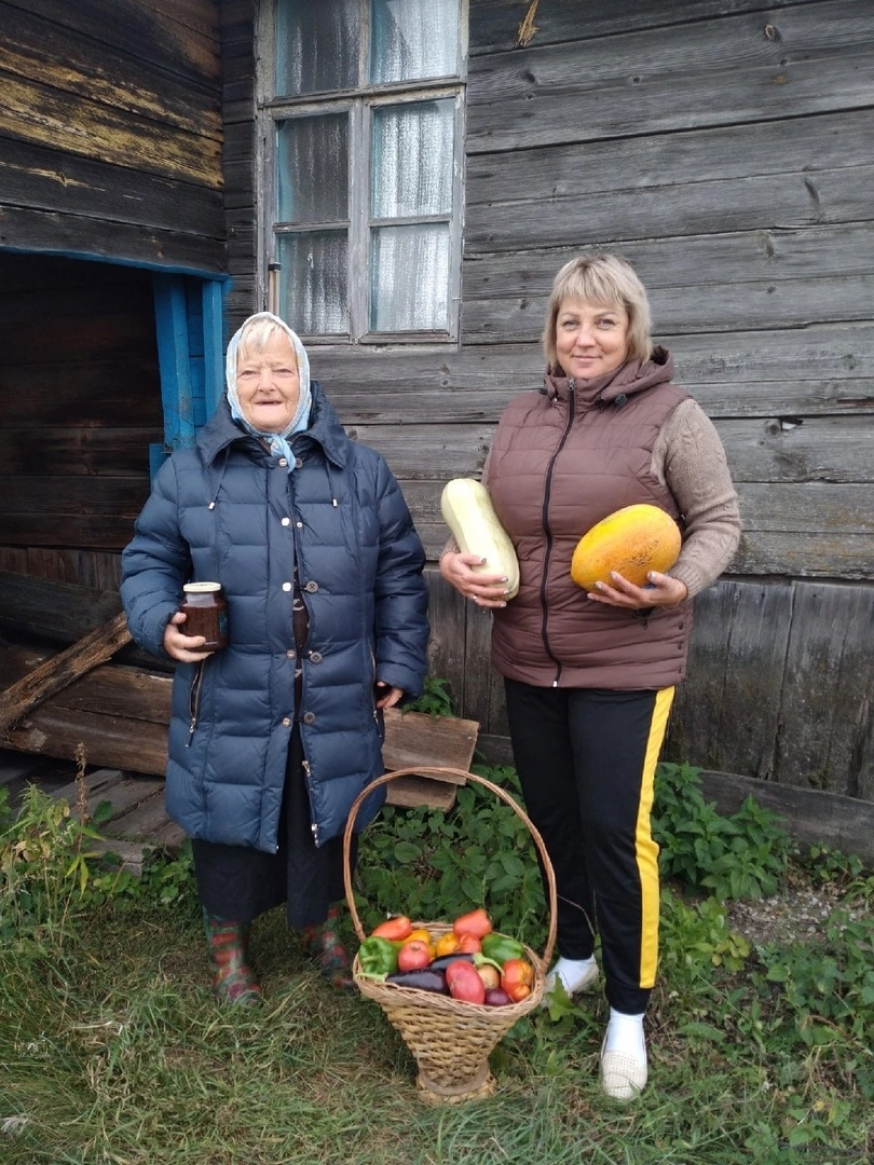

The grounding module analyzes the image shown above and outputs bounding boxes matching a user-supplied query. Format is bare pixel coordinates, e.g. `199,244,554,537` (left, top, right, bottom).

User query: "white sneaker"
544,956,600,999
600,1014,648,1100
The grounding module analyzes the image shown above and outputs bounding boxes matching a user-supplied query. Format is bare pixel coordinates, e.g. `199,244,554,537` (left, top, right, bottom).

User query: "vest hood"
543,346,674,408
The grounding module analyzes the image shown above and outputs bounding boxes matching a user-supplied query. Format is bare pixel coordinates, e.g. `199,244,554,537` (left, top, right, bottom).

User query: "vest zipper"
541,380,577,686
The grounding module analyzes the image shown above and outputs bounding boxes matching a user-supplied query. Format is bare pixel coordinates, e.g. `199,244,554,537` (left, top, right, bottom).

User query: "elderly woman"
122,312,429,1001
440,254,741,1100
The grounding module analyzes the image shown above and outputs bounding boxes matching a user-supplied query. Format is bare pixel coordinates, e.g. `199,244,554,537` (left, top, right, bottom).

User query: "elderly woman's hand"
440,550,511,609
163,611,216,662
586,570,688,610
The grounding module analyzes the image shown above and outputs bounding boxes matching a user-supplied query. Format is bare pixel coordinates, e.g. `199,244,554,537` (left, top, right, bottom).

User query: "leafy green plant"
660,887,752,976
402,673,457,718
653,761,793,899
356,762,547,948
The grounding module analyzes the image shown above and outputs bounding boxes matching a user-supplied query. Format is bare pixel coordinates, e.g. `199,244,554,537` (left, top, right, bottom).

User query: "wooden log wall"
217,0,874,802
0,0,226,272
0,254,163,588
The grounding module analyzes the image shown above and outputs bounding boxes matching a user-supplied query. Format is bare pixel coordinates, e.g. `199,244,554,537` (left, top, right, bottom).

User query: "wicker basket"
343,766,557,1104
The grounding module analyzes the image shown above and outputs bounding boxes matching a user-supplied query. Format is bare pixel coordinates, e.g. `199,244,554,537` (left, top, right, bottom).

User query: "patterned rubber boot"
203,912,262,1005
300,905,354,989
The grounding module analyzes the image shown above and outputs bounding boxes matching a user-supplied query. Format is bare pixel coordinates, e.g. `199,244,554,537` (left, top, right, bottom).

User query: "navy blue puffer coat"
121,385,429,852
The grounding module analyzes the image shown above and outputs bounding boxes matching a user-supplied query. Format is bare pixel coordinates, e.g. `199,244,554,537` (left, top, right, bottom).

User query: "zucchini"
440,478,520,600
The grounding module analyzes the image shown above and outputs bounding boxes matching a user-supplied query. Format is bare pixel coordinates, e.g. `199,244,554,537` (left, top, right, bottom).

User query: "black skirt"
191,727,358,929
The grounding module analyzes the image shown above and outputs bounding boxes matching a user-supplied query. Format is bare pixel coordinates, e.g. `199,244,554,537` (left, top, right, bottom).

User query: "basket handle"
342,766,557,971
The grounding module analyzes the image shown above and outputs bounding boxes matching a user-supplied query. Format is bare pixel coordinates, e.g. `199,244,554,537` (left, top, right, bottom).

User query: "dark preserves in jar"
180,582,228,650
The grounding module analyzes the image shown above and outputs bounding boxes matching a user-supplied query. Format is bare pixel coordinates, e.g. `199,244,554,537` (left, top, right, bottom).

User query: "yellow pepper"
434,932,462,958
401,928,433,948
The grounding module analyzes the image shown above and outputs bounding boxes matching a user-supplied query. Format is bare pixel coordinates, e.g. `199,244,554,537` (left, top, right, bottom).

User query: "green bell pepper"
480,931,525,965
357,935,399,978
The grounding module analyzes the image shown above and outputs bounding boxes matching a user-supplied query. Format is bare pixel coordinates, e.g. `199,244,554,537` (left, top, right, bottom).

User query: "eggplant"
385,969,449,994
428,953,475,973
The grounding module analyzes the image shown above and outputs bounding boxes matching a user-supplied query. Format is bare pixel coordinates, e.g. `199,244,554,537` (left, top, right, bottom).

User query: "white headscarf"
225,312,312,468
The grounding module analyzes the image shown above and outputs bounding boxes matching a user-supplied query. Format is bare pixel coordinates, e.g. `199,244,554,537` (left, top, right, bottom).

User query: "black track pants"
504,679,674,1015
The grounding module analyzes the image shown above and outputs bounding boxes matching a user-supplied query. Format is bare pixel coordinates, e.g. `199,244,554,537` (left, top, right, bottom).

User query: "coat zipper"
186,661,205,746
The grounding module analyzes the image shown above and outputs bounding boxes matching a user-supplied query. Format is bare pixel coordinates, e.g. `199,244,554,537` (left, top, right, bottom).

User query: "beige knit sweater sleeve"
652,398,741,598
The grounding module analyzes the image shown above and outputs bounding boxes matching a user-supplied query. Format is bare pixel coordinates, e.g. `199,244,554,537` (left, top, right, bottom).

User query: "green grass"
2,891,872,1165
2,768,873,1165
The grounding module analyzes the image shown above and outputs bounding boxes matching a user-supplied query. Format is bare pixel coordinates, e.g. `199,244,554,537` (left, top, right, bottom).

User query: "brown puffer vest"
487,349,692,690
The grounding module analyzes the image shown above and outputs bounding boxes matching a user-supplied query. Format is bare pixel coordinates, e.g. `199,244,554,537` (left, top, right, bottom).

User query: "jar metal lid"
183,581,222,593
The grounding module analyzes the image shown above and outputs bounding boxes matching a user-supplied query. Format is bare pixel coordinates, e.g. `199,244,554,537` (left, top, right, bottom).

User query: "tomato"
452,908,493,940
397,940,432,973
500,958,534,1003
445,959,486,1005
370,916,413,942
457,933,482,954
434,932,462,958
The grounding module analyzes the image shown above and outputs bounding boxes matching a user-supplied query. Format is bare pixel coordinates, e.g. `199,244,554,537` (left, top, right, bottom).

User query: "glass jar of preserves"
180,582,228,650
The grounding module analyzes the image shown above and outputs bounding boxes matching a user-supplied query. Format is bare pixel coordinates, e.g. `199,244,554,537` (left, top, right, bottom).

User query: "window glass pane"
370,224,449,331
276,115,349,223
278,231,348,335
371,0,459,82
276,0,360,96
371,100,454,219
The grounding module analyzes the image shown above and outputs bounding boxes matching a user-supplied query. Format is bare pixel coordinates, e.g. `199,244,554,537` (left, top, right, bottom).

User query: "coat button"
309,651,322,663
304,580,319,592
286,649,296,659
282,582,292,592
295,457,303,469
302,712,316,724
278,458,288,467
282,717,292,727
281,517,290,526
296,520,303,528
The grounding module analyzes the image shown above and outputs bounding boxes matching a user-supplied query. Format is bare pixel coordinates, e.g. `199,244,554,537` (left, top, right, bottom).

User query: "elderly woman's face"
554,298,630,380
235,331,300,433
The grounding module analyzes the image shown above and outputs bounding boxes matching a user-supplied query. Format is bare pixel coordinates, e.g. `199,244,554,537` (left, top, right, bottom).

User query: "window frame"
256,0,466,346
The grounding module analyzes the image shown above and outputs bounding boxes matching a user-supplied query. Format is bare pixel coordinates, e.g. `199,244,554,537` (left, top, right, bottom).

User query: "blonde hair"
542,253,653,369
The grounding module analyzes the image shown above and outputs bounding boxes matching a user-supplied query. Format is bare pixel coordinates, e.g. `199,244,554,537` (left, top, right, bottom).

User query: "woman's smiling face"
235,331,300,433
554,298,630,380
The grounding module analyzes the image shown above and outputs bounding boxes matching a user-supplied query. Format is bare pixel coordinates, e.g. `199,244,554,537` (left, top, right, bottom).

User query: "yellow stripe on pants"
635,686,675,988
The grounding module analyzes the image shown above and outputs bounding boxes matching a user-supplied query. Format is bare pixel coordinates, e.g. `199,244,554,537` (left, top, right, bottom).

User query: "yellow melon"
570,504,681,592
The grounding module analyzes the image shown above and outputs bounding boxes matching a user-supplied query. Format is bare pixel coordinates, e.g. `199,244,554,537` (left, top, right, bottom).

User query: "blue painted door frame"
151,274,226,476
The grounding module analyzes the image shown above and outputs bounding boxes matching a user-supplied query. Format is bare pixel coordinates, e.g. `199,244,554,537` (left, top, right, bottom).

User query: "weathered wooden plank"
698,770,874,865
0,138,225,240
466,207,873,271
466,108,873,206
462,272,874,343
667,580,794,780
467,20,874,152
0,74,223,188
469,0,826,55
422,567,468,716
731,532,874,579
0,514,144,551
1,0,221,82
0,571,122,645
0,205,226,274
715,417,874,484
382,708,478,778
471,1,869,100
0,438,159,478
0,613,131,733
777,581,874,799
3,705,169,773
347,423,494,481
0,6,222,137
0,365,162,427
